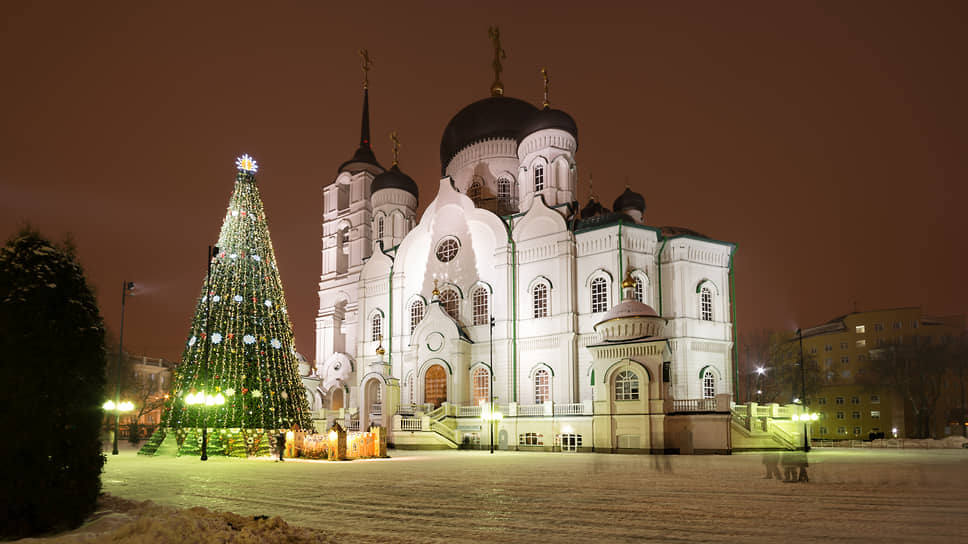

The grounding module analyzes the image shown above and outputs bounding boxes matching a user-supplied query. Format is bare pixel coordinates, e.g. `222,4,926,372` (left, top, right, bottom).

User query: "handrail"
430,420,457,444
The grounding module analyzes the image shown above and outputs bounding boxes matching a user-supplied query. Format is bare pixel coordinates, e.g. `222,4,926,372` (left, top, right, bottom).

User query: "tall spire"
338,50,382,174
359,49,373,148
360,87,371,149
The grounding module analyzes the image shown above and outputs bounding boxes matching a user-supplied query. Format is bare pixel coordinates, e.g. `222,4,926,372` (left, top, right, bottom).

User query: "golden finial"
390,131,400,166
359,48,373,90
432,278,440,297
622,268,635,290
376,334,385,356
541,67,550,109
488,26,506,96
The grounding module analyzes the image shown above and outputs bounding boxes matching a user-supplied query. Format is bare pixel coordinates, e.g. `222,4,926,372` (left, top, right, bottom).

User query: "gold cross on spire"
488,26,506,96
542,67,550,109
390,131,400,166
359,48,373,90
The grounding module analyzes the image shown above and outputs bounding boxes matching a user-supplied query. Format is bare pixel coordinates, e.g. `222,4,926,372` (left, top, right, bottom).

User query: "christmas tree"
148,155,312,454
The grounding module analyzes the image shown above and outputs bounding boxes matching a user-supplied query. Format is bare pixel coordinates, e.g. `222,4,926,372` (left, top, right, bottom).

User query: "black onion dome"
660,225,709,239
371,164,418,198
440,96,539,173
580,197,607,219
517,107,578,143
338,144,382,174
613,187,646,214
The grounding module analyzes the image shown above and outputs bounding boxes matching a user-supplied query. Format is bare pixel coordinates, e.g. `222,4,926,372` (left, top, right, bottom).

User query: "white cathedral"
302,48,740,454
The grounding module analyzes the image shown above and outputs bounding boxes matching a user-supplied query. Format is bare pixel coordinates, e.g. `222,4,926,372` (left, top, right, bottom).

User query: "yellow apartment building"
799,308,964,440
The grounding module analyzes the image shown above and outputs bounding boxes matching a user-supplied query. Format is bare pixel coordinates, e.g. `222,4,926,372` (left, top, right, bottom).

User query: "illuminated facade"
305,50,737,453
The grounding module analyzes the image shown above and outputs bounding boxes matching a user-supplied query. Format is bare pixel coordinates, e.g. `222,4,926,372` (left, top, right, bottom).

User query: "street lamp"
755,366,766,403
105,400,135,449
113,281,135,455
795,328,810,452
185,391,225,460
792,411,819,445
489,315,495,454
198,245,219,461
482,406,503,454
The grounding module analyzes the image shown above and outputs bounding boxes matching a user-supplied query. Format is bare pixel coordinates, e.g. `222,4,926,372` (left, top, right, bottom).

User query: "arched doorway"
364,379,382,428
425,365,447,408
330,387,344,411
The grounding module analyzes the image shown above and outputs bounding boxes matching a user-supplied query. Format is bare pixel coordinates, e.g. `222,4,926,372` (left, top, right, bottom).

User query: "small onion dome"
594,298,665,342
517,106,578,143
613,187,646,215
371,164,418,198
440,96,539,173
659,225,709,239
580,197,608,219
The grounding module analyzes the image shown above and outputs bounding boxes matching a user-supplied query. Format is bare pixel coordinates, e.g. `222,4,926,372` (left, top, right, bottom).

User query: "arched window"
591,277,608,313
615,370,639,400
702,369,716,399
468,178,483,203
472,367,490,404
371,313,382,342
440,289,459,320
533,282,549,318
534,369,551,403
410,300,425,334
700,286,713,321
534,164,545,191
472,287,489,326
377,216,385,240
634,278,644,303
497,177,511,204
340,226,349,247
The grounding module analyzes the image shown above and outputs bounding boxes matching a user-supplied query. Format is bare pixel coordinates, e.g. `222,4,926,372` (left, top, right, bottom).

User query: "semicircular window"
435,237,460,263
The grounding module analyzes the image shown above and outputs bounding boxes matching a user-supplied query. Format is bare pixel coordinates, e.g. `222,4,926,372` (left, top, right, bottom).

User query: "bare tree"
870,341,950,438
738,330,822,404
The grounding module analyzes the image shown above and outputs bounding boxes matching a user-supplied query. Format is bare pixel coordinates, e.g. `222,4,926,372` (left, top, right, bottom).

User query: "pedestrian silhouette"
761,451,781,479
781,451,798,482
275,431,286,462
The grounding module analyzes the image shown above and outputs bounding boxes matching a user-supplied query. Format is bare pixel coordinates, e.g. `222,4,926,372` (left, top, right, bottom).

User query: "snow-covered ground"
23,445,968,543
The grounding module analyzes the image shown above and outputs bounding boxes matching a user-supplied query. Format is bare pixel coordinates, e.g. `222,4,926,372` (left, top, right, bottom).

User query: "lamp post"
489,315,495,454
113,281,135,455
755,366,766,403
199,245,218,461
185,391,225,461
482,406,503,454
796,328,809,452
105,400,134,451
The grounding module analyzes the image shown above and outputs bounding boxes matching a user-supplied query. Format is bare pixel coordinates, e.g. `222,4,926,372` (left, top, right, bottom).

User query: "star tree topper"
235,154,258,173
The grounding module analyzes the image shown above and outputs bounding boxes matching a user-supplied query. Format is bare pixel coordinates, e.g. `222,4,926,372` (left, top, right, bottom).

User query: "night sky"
2,2,965,363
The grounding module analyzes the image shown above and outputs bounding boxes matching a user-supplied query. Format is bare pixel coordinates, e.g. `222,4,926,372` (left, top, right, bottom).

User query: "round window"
435,237,460,263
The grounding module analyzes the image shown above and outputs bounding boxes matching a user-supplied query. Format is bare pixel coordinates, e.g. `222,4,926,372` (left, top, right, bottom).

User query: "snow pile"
872,436,968,449
18,494,344,543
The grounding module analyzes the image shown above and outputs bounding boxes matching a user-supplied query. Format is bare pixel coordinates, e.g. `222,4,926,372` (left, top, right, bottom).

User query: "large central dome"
439,96,539,173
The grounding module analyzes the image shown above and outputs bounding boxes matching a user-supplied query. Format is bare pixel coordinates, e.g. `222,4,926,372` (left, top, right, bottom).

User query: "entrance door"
425,365,447,408
330,387,344,411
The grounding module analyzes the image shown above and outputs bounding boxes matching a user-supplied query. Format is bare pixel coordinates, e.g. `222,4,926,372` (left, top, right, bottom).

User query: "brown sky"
1,1,965,362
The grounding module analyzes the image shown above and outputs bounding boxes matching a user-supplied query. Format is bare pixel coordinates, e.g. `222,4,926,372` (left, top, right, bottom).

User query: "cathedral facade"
306,55,737,453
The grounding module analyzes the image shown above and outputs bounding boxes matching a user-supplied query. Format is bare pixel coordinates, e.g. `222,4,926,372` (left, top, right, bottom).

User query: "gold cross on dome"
360,48,373,89
390,131,400,165
488,26,506,96
542,67,550,109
